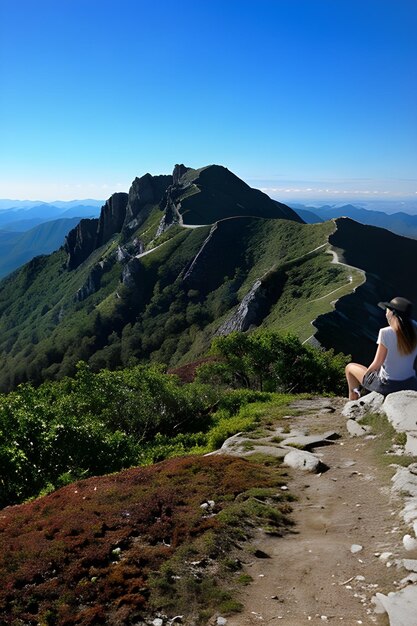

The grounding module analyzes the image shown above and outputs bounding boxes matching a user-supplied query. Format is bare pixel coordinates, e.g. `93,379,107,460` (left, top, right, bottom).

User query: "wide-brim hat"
378,296,413,317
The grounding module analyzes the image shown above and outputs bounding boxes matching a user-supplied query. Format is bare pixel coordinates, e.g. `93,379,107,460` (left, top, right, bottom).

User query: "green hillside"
0,217,82,278
1,165,410,393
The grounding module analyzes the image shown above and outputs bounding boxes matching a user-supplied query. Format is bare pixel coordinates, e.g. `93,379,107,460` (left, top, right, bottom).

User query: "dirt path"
225,397,408,626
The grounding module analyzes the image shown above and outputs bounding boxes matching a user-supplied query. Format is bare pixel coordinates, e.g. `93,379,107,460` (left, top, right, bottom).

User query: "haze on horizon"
1,0,416,204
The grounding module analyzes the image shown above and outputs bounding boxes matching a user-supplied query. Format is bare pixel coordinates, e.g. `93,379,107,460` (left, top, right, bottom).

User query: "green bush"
196,330,348,395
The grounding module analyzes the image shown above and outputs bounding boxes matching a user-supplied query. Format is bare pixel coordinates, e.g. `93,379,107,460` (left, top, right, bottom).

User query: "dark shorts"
362,371,417,396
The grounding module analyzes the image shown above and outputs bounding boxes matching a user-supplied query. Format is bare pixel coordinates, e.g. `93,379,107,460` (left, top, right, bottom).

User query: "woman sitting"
345,296,417,400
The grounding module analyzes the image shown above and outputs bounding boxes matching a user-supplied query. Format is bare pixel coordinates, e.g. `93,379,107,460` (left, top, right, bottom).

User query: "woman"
345,296,417,400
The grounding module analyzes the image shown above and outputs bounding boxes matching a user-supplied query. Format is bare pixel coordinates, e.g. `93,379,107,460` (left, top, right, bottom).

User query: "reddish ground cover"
0,455,288,625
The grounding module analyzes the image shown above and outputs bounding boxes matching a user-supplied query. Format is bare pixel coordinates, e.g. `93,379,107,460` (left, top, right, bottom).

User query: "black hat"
378,296,413,317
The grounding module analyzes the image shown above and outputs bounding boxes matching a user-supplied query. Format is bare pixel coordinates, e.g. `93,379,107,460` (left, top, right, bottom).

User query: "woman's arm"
366,343,387,373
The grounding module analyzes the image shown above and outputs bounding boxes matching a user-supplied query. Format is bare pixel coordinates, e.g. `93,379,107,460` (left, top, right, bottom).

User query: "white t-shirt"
377,322,417,381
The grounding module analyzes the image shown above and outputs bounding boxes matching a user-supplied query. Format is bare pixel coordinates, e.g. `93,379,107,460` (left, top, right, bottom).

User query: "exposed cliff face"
217,279,265,334
65,218,99,270
123,173,172,233
96,193,128,247
75,260,110,302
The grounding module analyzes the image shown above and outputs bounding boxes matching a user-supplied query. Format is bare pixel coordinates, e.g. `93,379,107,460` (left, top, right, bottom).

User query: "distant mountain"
0,163,415,394
290,203,417,238
0,199,103,210
0,202,101,231
0,217,83,279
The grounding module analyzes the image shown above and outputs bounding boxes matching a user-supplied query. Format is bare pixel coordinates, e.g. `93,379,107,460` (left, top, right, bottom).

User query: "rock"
350,544,363,554
400,559,417,572
65,217,99,270
121,257,142,288
217,279,267,335
152,619,164,626
403,534,417,551
280,431,340,450
342,392,384,420
124,173,171,232
96,192,129,247
75,260,109,301
216,618,227,626
405,433,417,456
375,586,417,626
392,465,417,498
346,419,371,437
283,449,326,473
381,390,417,431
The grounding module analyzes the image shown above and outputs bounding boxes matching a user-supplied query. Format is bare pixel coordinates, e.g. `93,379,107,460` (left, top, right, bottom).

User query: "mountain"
0,217,84,279
291,203,417,238
0,202,101,231
313,217,417,363
0,162,415,393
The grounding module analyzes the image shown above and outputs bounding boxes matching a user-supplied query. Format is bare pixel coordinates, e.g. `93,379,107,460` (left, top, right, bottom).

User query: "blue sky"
1,0,416,203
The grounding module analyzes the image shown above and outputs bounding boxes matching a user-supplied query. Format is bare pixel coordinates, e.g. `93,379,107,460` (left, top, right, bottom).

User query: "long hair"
391,313,417,355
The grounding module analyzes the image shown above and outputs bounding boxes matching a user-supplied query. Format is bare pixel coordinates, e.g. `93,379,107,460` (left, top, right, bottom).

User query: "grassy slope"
314,218,417,363
0,213,359,390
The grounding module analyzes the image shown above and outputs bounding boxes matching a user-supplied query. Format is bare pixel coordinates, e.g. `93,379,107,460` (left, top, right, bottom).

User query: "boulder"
283,449,326,473
346,419,371,437
342,392,384,420
392,464,417,498
375,585,417,626
381,390,417,434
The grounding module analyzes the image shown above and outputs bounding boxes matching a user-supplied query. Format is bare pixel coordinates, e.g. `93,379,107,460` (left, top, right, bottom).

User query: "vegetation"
0,330,347,509
0,455,293,626
196,330,349,394
0,212,350,393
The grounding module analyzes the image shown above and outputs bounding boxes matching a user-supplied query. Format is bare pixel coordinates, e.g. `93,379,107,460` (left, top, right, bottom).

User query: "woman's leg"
345,363,367,400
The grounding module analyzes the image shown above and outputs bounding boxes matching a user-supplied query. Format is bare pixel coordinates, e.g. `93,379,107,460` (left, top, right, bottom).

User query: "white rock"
381,391,417,432
346,419,371,437
392,465,417,498
152,620,164,626
351,544,363,553
375,586,417,626
403,534,417,551
400,559,417,572
405,433,417,456
371,595,386,615
280,431,339,450
283,449,323,472
342,392,384,419
217,618,227,626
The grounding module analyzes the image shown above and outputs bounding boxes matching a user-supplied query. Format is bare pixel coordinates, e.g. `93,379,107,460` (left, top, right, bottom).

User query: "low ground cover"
0,455,293,625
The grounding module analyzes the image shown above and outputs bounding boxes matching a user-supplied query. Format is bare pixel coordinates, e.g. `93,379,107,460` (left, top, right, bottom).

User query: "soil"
224,397,413,626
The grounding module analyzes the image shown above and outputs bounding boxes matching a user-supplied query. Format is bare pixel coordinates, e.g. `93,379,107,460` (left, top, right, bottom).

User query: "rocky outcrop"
75,260,110,301
65,218,99,270
156,165,191,235
123,173,172,233
96,192,128,247
217,279,266,335
121,257,142,288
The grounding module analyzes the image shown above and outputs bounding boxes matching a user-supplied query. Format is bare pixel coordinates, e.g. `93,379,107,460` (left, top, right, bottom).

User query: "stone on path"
375,585,417,626
280,431,340,450
342,391,384,420
382,391,417,455
283,448,326,472
346,419,371,437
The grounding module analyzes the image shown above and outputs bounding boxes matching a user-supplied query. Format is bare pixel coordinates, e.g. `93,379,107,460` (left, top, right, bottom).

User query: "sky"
1,0,416,205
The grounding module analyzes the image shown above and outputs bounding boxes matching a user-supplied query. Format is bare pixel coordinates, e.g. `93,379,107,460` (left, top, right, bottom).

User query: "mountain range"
0,163,416,392
291,203,417,239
